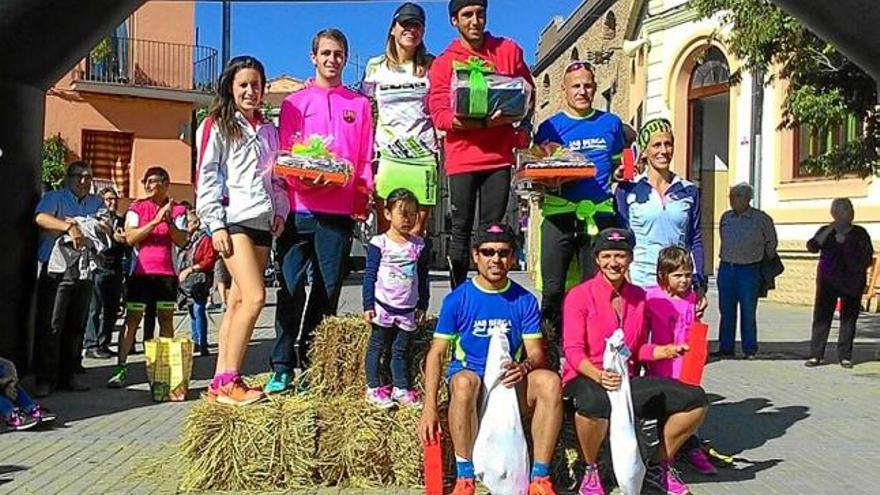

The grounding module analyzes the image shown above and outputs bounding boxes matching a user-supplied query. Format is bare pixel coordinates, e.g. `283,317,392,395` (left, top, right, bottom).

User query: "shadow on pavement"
0,465,28,485
20,336,278,424
689,393,809,483
707,340,880,363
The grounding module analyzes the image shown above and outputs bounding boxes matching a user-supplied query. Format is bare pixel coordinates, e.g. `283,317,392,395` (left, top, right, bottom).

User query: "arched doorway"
686,46,730,276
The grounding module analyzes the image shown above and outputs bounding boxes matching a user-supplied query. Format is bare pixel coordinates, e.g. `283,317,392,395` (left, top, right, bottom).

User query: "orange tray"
274,164,348,185
516,167,596,180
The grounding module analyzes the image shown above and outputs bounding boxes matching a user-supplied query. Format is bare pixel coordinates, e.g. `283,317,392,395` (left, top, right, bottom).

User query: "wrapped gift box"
274,136,352,185
451,57,531,119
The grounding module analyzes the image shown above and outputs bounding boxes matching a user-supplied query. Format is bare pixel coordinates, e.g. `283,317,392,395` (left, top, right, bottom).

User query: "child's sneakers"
4,410,39,431
264,371,292,395
26,405,56,425
366,386,394,409
392,387,422,409
685,446,718,475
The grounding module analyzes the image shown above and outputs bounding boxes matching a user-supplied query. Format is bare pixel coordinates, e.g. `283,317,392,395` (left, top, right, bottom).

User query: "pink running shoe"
645,460,691,495
366,385,394,409
578,463,605,495
686,447,718,475
392,387,422,409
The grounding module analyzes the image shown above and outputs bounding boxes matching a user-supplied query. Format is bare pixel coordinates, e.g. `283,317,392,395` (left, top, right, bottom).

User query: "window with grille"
81,129,134,197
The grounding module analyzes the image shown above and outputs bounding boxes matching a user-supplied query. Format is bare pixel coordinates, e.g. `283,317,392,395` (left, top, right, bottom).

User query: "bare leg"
116,310,143,365
660,406,707,460
574,414,609,464
213,281,241,375
220,234,269,373
448,370,481,459
157,308,174,338
525,369,563,464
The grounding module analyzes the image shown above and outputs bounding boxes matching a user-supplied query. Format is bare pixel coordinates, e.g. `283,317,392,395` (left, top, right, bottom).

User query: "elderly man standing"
33,161,105,397
715,183,778,359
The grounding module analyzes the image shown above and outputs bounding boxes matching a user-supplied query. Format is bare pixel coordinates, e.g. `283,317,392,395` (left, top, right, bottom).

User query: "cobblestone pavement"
1,273,878,494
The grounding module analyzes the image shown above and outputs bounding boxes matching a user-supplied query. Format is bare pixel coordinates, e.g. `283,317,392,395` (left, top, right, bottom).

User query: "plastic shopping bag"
603,329,646,495
145,337,194,402
472,323,530,495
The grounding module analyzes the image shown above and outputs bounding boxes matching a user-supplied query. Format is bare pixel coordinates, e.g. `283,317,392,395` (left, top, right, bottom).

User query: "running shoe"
366,386,394,409
26,405,56,425
685,447,717,475
107,365,127,388
391,387,422,409
528,475,557,495
4,410,39,431
450,478,476,495
264,371,292,395
644,460,691,495
578,463,605,495
215,377,263,406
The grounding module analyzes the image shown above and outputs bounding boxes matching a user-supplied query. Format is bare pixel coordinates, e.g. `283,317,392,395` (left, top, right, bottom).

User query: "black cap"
448,0,487,18
394,2,426,25
472,223,517,249
592,228,635,256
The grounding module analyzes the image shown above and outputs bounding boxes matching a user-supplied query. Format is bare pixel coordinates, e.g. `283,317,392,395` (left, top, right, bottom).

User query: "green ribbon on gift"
452,56,495,118
542,194,615,235
292,136,332,159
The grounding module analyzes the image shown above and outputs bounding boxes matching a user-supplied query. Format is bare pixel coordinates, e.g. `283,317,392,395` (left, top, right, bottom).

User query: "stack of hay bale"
177,316,453,492
177,315,580,492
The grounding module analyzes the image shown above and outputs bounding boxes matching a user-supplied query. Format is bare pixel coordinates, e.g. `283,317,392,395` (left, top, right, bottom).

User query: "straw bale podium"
175,316,580,492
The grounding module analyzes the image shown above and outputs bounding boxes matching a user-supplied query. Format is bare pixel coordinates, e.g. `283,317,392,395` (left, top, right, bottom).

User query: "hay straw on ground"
178,394,318,492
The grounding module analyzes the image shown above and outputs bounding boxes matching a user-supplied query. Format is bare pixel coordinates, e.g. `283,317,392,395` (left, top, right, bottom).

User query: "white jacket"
195,113,290,233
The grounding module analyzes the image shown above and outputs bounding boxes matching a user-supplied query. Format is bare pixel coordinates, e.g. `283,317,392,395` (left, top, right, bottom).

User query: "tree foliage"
42,134,70,189
692,0,878,177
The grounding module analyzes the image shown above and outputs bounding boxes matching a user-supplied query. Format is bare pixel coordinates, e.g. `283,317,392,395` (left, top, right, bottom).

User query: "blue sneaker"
264,371,292,395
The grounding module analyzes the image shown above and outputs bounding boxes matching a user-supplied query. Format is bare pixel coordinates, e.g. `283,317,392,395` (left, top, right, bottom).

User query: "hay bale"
178,394,318,492
316,395,395,487
309,315,439,398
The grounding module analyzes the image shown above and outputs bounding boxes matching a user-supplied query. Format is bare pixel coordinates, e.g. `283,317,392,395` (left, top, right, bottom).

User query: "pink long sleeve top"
561,274,656,385
643,287,697,380
278,80,375,216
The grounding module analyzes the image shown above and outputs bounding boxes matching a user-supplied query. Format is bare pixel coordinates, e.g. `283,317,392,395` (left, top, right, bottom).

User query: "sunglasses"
478,247,512,259
565,60,594,74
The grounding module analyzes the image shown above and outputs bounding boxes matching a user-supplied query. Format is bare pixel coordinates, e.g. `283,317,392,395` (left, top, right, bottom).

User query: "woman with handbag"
362,2,438,236
178,208,217,357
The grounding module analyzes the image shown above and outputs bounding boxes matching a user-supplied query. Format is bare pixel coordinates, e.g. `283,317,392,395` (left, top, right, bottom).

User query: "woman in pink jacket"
562,228,707,495
267,28,375,394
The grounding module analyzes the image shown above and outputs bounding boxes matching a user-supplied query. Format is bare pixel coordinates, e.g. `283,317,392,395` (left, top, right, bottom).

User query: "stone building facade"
532,0,641,126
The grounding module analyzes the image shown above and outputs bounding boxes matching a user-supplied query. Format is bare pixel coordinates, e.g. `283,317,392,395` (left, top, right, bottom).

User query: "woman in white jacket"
196,55,289,406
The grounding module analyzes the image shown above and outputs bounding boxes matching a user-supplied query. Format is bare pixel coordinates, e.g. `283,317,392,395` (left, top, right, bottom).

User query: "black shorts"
126,275,178,312
228,223,273,248
563,375,707,420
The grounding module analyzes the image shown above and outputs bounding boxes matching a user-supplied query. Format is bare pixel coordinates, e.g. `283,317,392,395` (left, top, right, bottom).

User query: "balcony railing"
73,36,218,93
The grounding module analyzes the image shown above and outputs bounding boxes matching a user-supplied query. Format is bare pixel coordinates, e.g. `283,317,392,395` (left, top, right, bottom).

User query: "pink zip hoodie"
278,80,374,216
644,286,697,380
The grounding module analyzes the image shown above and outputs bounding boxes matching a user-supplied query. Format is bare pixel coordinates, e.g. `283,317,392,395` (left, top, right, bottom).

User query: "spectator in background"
714,183,778,359
805,198,874,369
178,208,218,357
108,167,188,388
32,161,105,397
83,187,127,360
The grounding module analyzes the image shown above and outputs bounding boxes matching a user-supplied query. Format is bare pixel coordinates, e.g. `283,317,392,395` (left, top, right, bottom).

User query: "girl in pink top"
645,246,718,475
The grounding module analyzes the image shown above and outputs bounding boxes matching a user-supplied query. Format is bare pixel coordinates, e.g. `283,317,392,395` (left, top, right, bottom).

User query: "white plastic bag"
603,329,646,495
472,322,530,495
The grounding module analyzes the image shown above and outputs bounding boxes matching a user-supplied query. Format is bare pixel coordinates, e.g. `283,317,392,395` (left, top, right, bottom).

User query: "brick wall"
533,0,637,125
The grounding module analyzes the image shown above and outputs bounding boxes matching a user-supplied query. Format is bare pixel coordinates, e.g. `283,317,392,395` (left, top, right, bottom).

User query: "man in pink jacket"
267,28,374,394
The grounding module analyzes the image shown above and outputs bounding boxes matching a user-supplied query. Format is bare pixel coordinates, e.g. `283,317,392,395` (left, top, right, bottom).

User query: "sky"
194,0,586,84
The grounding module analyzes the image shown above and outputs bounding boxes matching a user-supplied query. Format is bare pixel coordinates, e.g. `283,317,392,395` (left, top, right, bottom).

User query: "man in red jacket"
428,0,533,288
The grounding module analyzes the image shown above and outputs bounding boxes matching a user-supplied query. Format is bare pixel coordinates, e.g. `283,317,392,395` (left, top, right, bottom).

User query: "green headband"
637,118,673,152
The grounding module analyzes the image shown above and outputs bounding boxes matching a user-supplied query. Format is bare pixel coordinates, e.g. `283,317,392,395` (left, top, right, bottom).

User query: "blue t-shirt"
434,279,542,377
34,189,104,263
533,110,625,203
